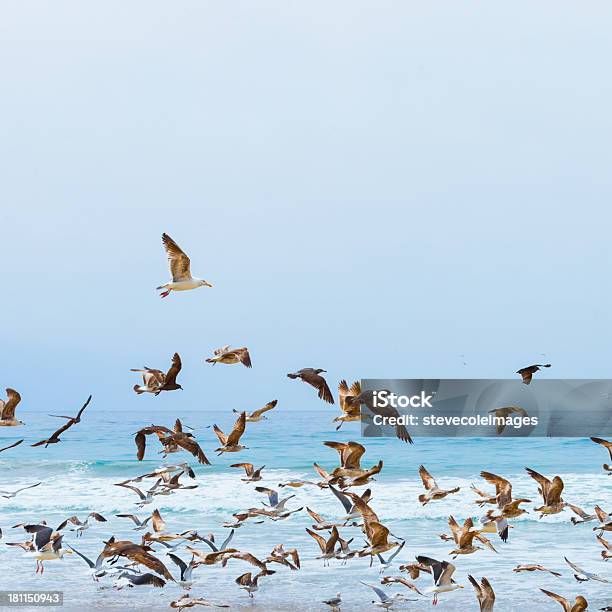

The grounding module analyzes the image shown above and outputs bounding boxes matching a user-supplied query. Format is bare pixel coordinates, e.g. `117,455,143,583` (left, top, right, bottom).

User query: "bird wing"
480,471,512,506
164,353,182,386
250,400,277,419
135,432,147,461
0,439,23,453
547,476,564,504
360,582,389,603
74,395,92,421
343,442,366,469
595,505,609,523
66,544,95,569
328,484,353,514
305,528,327,553
368,522,390,547
225,412,246,446
212,425,228,446
540,589,571,612
236,348,252,368
235,572,252,586
255,486,278,507
591,437,612,460
567,504,589,519
168,553,187,580
162,233,192,282
174,437,211,465
230,463,253,476
525,468,551,501
481,577,495,606
346,491,379,525
447,516,462,544
1,389,21,420
227,551,267,571
419,465,437,491
151,510,166,533
129,573,166,587
468,574,483,600
438,561,456,585
564,557,584,574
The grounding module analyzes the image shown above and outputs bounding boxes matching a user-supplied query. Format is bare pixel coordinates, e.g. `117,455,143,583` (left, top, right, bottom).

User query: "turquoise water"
0,408,610,611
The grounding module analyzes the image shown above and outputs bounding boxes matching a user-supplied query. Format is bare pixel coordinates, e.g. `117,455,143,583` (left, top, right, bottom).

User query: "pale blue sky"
1,2,611,413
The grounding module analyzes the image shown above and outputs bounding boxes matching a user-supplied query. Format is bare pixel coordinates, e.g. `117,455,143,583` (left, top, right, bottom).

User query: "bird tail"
133,385,144,395
287,373,298,379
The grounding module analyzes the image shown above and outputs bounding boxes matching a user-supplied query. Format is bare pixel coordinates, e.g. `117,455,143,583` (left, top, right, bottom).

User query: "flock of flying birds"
0,234,611,611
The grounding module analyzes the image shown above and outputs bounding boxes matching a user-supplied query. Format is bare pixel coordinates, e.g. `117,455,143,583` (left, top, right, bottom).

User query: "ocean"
0,408,610,611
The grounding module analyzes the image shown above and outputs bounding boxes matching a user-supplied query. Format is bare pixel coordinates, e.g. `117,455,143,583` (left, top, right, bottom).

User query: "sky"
1,2,611,415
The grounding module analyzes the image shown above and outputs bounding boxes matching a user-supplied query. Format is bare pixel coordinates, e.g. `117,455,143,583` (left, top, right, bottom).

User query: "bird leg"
159,289,172,298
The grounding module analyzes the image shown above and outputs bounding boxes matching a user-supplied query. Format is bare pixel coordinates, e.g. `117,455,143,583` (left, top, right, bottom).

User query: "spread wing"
419,465,437,491
250,400,277,419
480,471,512,506
236,348,252,368
226,412,246,446
164,353,182,386
162,233,192,282
547,476,564,504
540,589,570,612
591,437,612,461
343,442,366,469
174,437,211,465
212,425,227,446
1,388,21,420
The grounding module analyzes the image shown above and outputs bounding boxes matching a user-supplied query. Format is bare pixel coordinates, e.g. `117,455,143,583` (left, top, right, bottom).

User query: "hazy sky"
1,2,611,414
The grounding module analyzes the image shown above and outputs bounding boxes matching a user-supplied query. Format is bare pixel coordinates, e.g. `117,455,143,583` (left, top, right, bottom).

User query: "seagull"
593,505,612,533
101,536,174,580
199,529,235,554
360,582,410,610
344,492,399,558
287,368,334,404
135,420,210,465
47,395,92,425
597,534,612,561
56,512,106,536
115,479,162,507
324,441,373,479
230,463,265,482
322,593,342,611
447,516,483,558
416,556,464,606
525,468,566,516
0,439,23,453
0,482,41,499
305,525,340,566
170,594,229,609
265,544,300,570
234,399,277,422
376,541,406,574
20,525,72,574
254,486,296,512
0,389,24,426
590,437,612,473
540,589,588,612
235,570,275,598
334,380,361,430
399,561,432,580
564,556,609,583
31,395,92,447
380,575,425,596
113,571,166,589
513,564,562,577
213,412,248,454
568,504,598,525
468,575,495,612
487,406,528,434
131,353,183,394
157,233,212,298
517,363,551,384
168,553,198,590
206,346,252,368
418,465,460,505
115,513,153,531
